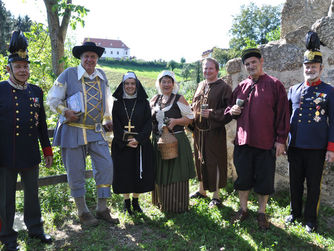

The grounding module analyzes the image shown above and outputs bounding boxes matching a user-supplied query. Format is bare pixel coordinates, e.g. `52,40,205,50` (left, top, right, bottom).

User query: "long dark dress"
112,81,155,194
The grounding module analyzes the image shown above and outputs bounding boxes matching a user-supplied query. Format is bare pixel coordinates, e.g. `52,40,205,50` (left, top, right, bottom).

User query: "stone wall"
224,0,334,207
281,0,330,38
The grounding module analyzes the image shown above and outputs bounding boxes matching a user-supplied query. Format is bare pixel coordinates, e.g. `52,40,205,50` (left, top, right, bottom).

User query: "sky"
3,0,285,63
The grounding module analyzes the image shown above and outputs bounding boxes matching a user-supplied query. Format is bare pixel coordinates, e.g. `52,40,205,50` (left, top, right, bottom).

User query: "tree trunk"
43,0,71,77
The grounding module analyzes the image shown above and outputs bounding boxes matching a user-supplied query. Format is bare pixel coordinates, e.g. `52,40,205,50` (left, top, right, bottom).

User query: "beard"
304,71,320,82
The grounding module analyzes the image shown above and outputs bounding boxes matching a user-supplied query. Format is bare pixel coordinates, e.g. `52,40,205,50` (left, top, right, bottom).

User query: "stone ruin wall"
224,0,334,207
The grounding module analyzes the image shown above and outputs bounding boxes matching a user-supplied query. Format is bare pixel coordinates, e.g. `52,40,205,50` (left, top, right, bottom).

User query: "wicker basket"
157,126,178,160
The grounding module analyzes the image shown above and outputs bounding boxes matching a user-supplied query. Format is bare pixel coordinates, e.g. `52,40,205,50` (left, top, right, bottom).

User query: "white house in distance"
83,38,130,59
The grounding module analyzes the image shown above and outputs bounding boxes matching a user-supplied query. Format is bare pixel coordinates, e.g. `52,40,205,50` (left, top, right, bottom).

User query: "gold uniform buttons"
14,96,18,100
30,104,33,107
16,110,19,114
16,133,19,136
12,90,16,93
16,103,19,106
16,125,19,128
28,133,32,136
309,108,312,110
16,118,19,121
30,119,33,122
299,114,302,116
298,120,301,123
308,120,311,123
30,111,33,114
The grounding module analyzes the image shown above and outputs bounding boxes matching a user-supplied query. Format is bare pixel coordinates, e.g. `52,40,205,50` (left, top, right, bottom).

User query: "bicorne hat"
72,41,105,59
8,30,30,63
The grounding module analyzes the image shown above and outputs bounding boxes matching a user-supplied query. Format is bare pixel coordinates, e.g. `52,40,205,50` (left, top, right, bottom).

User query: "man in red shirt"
225,48,290,230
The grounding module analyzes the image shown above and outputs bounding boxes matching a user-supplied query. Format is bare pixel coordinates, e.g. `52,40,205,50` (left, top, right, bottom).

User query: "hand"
201,109,212,118
326,151,334,163
103,122,113,132
230,105,242,116
127,138,138,148
274,142,286,157
167,118,178,130
64,110,80,122
44,155,53,168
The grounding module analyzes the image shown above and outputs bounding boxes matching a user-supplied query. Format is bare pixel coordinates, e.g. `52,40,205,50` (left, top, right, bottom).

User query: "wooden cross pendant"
124,120,135,132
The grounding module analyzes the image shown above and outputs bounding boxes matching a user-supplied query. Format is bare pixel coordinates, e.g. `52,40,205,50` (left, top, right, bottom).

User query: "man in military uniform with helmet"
286,31,334,233
0,31,53,251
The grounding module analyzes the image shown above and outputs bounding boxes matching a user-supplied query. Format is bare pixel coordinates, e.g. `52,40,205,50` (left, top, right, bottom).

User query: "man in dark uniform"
0,31,53,251
286,31,334,233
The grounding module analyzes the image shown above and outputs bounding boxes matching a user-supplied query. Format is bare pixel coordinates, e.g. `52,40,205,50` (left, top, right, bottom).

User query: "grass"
3,174,334,251
4,64,333,250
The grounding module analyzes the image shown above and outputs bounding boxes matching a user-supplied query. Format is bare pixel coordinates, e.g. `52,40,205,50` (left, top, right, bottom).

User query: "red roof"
83,38,129,49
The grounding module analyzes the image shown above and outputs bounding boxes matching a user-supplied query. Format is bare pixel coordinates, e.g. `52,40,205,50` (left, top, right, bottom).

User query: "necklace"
158,94,174,109
123,99,137,132
201,81,211,105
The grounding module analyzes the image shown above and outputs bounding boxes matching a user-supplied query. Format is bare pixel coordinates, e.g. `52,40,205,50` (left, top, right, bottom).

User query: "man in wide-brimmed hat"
225,48,290,230
285,31,334,233
0,30,53,251
47,41,118,226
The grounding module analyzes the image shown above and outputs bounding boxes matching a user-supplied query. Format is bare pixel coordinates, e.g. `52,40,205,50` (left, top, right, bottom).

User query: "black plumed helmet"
8,30,30,63
304,31,322,64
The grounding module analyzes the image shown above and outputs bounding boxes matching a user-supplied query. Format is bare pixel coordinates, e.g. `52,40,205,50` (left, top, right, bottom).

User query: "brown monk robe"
192,77,232,200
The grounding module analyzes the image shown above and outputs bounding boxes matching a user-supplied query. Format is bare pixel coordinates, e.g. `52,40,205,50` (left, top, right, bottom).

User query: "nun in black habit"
112,72,155,215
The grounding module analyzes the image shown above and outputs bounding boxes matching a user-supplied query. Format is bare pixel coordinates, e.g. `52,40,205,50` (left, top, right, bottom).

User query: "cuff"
56,104,69,116
42,146,53,157
102,115,112,125
327,142,334,152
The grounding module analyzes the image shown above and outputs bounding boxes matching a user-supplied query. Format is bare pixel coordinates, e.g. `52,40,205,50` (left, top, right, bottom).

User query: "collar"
77,64,105,81
7,78,28,90
306,79,321,86
248,73,266,83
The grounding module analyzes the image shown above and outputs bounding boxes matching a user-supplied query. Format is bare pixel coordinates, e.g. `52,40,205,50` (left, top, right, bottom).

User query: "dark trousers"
287,147,326,225
0,167,44,244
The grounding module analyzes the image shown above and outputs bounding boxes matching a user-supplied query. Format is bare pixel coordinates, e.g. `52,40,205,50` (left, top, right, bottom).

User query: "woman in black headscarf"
112,72,155,215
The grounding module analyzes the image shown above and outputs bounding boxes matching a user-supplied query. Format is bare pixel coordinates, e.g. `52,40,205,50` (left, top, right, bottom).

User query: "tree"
181,64,191,81
229,2,282,52
167,60,177,71
266,26,281,42
211,48,237,66
15,15,32,32
43,0,88,76
0,0,14,55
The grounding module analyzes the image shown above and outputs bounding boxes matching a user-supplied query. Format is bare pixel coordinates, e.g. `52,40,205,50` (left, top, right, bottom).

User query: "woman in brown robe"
191,58,232,207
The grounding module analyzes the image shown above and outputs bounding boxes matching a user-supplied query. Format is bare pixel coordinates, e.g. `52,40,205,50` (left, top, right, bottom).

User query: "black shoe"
132,198,143,213
4,241,20,251
305,222,317,233
285,214,300,224
29,233,53,244
123,199,133,215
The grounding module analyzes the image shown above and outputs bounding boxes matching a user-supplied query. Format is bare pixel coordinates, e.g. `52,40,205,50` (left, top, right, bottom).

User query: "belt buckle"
95,123,103,133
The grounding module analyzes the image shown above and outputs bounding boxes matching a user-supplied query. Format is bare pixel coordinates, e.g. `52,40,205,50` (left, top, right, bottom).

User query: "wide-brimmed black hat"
72,41,105,59
241,48,262,64
8,30,30,63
